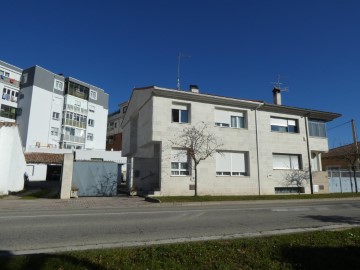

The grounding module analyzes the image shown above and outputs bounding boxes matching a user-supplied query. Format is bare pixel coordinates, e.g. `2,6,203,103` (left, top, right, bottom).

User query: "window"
21,73,28,84
89,105,95,113
172,104,189,123
273,154,301,170
123,106,128,113
215,109,245,128
52,112,60,120
89,90,97,100
51,127,59,136
0,104,16,119
87,133,94,141
5,72,10,77
88,119,95,127
54,79,63,91
216,152,248,176
308,119,327,137
114,122,117,128
171,149,189,176
271,117,298,133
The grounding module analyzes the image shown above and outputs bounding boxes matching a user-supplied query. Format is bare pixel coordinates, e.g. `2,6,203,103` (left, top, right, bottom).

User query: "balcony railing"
0,75,20,87
64,104,87,114
2,94,17,103
61,134,85,144
63,118,87,129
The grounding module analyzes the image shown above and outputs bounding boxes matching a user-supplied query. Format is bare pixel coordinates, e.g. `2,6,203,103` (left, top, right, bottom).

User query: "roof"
132,86,341,122
25,153,64,164
322,143,360,159
0,122,17,128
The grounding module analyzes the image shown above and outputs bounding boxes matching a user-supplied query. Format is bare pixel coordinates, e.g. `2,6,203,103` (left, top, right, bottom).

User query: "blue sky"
2,0,360,146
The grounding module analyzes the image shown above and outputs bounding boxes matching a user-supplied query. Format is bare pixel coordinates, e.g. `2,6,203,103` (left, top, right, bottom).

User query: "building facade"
122,86,340,196
17,65,109,151
0,60,22,123
106,101,128,151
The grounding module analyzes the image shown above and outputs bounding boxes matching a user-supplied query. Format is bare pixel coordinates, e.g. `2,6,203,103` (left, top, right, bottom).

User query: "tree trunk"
194,165,198,197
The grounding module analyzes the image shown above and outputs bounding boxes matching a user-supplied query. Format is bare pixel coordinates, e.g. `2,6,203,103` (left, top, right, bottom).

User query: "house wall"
0,125,26,195
26,164,47,181
123,89,334,196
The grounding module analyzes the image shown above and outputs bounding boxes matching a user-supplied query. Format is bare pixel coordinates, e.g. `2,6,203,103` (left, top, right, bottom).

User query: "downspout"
255,103,264,195
304,115,314,194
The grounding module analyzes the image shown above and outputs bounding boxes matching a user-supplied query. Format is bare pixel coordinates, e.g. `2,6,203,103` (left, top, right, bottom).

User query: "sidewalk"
0,196,151,211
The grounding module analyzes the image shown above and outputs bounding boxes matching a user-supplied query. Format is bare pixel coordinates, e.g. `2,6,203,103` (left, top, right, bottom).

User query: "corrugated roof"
25,153,64,164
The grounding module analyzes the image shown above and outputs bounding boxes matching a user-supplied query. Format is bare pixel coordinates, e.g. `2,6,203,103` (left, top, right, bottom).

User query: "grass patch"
2,228,360,269
19,189,56,200
154,193,360,203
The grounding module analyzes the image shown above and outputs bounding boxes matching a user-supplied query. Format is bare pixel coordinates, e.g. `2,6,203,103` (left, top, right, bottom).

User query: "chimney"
273,87,281,105
189,85,199,93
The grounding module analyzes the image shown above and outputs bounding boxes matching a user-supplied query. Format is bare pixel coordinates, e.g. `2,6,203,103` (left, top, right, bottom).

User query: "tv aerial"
271,74,289,92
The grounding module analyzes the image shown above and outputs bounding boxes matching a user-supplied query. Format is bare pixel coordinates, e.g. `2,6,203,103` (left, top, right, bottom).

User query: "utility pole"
351,119,359,192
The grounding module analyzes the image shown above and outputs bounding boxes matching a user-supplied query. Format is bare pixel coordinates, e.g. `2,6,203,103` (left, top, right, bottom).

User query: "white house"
16,65,109,151
0,122,26,195
121,85,341,196
0,60,22,123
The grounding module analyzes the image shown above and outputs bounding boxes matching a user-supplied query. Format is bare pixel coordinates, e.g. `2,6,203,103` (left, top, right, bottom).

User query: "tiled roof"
0,122,17,128
322,143,360,158
25,152,64,164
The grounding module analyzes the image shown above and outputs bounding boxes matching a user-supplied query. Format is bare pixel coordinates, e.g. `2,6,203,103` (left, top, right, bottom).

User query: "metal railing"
63,118,86,129
61,134,85,143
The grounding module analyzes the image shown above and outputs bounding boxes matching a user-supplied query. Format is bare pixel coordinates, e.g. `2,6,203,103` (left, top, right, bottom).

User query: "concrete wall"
0,125,26,195
26,164,47,181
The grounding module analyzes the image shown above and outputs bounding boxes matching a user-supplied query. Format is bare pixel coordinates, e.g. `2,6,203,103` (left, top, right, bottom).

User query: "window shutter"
290,155,300,169
215,110,230,125
287,119,296,126
270,118,288,127
172,104,188,110
216,152,231,171
231,152,245,172
273,154,291,169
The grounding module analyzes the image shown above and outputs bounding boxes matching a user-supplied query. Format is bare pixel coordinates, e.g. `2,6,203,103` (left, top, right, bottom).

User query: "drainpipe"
304,115,314,194
255,103,264,195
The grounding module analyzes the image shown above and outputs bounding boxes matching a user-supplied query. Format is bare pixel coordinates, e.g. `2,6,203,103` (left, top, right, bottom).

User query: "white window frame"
54,79,63,91
216,151,248,176
215,109,245,129
172,104,189,123
270,117,298,133
52,112,60,120
89,90,97,100
171,149,190,176
273,153,301,170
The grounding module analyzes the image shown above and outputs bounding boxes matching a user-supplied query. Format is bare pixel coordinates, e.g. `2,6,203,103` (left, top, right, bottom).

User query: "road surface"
1,199,359,255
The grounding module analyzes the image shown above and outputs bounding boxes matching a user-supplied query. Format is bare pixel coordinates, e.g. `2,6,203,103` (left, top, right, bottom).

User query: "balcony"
61,134,85,144
63,118,87,129
64,104,87,114
0,75,20,88
2,94,17,103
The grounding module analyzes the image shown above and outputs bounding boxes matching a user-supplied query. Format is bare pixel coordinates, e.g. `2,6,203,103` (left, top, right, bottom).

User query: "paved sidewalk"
0,196,151,211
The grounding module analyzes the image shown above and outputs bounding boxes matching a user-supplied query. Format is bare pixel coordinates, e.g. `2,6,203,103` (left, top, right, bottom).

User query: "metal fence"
328,170,360,193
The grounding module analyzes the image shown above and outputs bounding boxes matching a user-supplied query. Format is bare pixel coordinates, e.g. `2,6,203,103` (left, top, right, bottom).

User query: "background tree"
283,168,310,194
170,122,223,196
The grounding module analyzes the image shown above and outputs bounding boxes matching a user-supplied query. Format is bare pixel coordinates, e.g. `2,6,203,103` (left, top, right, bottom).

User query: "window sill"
271,131,299,134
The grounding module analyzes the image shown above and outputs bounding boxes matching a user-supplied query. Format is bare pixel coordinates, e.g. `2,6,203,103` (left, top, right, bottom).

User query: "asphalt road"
1,199,360,255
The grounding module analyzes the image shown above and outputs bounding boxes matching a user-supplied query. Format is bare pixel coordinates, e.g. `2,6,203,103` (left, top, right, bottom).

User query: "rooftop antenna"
271,74,289,92
177,52,191,90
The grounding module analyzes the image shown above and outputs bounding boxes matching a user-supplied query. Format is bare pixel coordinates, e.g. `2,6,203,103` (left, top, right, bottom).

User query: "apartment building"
106,101,128,151
0,60,22,122
17,65,109,151
122,85,341,196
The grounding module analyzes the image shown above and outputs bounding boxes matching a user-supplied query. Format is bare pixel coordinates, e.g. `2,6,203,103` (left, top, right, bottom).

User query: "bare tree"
330,143,359,193
170,122,223,196
283,168,310,194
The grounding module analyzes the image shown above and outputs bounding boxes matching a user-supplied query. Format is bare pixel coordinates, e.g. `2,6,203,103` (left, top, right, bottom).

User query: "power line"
327,120,352,131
